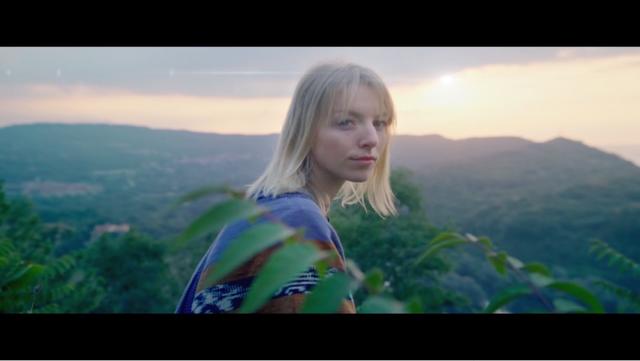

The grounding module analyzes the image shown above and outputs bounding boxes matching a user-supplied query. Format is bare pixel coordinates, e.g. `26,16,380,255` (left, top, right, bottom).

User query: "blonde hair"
245,61,398,218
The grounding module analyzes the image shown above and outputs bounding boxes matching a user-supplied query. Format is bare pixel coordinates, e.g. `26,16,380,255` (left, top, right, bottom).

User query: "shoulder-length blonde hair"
245,61,398,218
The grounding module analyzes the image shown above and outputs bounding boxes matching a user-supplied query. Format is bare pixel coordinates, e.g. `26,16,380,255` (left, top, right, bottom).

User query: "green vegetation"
0,181,177,313
1,123,638,313
588,239,640,312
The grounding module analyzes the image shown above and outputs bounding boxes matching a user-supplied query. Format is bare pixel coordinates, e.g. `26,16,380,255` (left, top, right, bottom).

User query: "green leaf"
405,296,424,313
171,185,227,208
42,255,76,281
521,262,552,277
170,184,246,210
478,236,493,250
488,252,509,276
283,229,304,246
301,272,352,313
594,248,609,261
427,232,464,247
358,296,405,314
5,264,45,290
529,273,554,288
363,268,385,294
546,282,604,313
608,254,623,267
588,239,640,277
415,238,467,265
345,259,365,283
314,259,329,279
239,243,326,313
201,222,297,287
553,299,587,313
588,239,604,254
591,279,640,309
484,284,531,313
507,256,524,269
173,199,266,251
0,241,16,257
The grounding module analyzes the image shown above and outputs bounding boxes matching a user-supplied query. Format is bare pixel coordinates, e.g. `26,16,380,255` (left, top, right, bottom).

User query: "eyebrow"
333,110,387,119
334,109,361,116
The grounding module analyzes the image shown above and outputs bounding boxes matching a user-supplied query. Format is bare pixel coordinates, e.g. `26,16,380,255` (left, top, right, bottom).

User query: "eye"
337,119,355,128
374,120,389,129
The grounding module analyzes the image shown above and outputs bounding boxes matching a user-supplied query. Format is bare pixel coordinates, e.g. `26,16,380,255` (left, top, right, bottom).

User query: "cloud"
5,47,634,98
390,52,640,144
0,84,291,134
2,48,640,146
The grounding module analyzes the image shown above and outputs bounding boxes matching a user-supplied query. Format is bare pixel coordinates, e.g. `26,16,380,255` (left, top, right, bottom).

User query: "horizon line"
0,121,600,145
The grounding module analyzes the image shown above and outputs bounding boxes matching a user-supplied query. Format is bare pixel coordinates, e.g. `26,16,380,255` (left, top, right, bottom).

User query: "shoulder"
260,195,332,242
203,193,336,266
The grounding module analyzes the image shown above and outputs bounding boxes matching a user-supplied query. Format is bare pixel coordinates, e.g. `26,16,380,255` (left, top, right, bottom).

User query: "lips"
351,156,377,161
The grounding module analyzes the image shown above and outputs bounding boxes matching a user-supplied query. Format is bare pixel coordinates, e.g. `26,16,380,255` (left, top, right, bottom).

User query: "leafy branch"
588,238,640,312
415,232,604,313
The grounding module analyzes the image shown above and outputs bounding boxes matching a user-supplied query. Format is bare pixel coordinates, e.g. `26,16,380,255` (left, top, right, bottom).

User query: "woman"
176,61,398,313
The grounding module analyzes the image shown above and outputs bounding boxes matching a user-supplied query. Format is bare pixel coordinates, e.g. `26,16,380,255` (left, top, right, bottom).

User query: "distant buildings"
22,180,102,197
91,223,130,241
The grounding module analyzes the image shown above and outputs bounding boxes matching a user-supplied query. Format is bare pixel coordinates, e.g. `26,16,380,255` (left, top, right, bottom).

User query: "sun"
418,73,468,108
439,74,455,86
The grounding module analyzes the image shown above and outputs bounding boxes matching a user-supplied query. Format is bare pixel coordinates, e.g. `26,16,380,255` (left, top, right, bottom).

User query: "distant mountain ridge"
4,122,634,171
2,123,638,199
1,123,639,282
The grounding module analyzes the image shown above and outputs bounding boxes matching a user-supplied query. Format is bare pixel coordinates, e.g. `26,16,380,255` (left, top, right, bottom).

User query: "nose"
358,121,379,150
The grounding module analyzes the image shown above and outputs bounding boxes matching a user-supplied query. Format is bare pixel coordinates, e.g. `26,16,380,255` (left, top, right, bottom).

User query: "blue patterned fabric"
191,267,340,313
175,191,352,313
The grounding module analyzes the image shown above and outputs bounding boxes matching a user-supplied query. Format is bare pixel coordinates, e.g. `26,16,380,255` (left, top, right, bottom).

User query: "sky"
1,47,639,163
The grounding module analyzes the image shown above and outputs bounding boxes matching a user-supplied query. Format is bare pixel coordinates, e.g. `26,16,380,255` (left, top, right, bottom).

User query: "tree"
0,181,105,313
331,168,468,311
83,230,178,313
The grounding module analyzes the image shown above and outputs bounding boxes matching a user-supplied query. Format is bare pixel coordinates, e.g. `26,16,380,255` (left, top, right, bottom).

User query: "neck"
305,173,344,218
301,156,346,217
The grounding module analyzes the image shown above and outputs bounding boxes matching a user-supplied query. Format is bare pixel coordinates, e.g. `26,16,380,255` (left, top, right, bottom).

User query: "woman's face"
309,85,389,190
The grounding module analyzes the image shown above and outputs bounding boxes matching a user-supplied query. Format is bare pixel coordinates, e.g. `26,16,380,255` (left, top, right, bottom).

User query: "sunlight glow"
439,75,455,86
